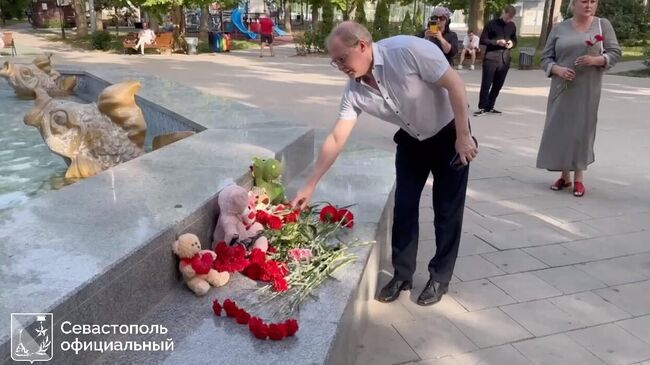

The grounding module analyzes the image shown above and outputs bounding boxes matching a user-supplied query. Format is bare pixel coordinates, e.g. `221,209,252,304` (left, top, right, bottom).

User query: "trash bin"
208,31,222,52
518,47,535,70
208,32,231,53
185,36,198,55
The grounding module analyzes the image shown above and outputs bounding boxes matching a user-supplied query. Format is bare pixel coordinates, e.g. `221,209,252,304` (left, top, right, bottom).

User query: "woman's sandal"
573,181,585,197
550,178,571,191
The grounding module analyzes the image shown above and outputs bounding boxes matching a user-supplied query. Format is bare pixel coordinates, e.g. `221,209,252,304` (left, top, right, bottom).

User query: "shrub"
91,31,113,51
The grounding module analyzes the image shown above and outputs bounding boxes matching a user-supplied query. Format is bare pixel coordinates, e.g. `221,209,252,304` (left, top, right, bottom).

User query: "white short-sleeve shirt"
338,35,454,141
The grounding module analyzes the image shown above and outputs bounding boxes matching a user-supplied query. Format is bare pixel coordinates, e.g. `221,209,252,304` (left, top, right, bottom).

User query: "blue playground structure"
230,7,288,39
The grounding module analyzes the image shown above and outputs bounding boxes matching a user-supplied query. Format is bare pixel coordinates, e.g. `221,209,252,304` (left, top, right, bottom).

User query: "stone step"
92,144,396,365
0,125,314,365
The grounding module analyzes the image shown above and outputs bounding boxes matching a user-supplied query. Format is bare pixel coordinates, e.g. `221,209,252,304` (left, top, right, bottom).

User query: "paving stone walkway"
4,23,650,365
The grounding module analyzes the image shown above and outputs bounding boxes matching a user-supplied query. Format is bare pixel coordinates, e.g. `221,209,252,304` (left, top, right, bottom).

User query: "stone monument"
23,81,147,179
0,53,76,99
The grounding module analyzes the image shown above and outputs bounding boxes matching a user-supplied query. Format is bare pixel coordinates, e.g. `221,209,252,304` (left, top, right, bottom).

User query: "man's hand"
455,134,478,165
506,40,514,49
496,39,507,47
291,183,316,211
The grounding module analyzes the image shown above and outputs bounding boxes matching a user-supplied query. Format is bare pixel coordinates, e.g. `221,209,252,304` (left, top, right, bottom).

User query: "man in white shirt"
458,30,480,70
134,22,156,55
291,22,477,306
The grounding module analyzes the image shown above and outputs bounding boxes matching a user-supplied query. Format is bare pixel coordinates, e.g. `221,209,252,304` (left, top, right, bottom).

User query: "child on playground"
258,13,275,57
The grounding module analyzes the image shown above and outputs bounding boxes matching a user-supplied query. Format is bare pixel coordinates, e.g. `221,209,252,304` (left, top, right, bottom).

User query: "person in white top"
458,30,480,70
0,37,4,57
133,22,156,55
291,21,477,307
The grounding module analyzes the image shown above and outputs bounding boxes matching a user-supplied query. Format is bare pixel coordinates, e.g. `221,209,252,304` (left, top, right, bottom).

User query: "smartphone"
450,136,478,171
429,22,439,33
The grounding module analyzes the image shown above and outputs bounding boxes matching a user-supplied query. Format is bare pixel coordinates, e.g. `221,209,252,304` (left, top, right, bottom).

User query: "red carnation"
320,205,338,223
223,299,239,317
249,317,269,340
249,248,266,265
212,299,222,316
267,245,277,254
336,208,354,228
274,204,286,212
267,215,283,230
284,212,298,223
585,40,594,46
236,308,251,325
284,319,299,336
214,243,249,272
594,34,604,42
242,263,265,281
268,323,287,340
256,210,269,225
273,277,288,292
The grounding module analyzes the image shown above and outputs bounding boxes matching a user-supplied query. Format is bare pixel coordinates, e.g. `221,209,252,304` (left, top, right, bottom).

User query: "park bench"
454,39,484,68
122,31,174,55
2,32,17,56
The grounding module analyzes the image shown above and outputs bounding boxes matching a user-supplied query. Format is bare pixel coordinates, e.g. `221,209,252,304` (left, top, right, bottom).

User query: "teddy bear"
250,157,286,205
213,184,269,252
172,233,230,296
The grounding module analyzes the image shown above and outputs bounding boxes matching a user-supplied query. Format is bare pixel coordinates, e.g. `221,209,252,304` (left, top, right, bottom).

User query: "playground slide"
231,8,257,39
273,25,287,36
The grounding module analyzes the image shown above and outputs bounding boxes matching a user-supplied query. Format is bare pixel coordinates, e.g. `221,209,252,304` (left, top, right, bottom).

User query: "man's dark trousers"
391,121,469,283
478,56,510,111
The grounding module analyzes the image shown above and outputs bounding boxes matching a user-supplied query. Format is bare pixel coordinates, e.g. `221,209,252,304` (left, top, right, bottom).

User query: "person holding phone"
417,7,458,65
474,5,517,116
291,21,477,306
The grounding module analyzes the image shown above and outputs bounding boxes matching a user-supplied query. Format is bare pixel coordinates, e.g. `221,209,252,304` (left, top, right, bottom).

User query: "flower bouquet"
210,161,370,341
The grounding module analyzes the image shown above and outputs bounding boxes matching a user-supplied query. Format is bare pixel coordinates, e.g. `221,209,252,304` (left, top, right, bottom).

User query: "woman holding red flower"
536,0,620,197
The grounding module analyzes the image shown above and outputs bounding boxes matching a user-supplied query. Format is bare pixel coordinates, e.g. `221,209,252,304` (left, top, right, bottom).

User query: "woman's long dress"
536,17,621,171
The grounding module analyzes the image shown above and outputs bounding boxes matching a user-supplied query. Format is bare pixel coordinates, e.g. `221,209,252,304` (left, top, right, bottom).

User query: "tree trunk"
284,2,292,32
537,0,562,50
72,0,88,36
148,11,160,32
95,10,103,31
311,1,319,26
468,0,485,35
199,4,209,40
537,0,551,50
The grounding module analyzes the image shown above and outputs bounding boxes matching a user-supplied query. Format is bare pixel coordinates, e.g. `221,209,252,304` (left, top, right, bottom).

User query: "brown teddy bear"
172,233,230,296
212,184,268,252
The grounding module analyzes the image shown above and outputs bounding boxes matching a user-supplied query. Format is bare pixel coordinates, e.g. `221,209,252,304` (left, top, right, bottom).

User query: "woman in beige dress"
536,0,620,197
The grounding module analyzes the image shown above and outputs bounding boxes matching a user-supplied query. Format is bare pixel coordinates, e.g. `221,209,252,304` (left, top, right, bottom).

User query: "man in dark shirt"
474,5,517,116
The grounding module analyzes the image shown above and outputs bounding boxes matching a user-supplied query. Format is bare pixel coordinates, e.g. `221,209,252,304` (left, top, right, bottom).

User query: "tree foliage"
355,0,367,25
0,0,30,20
373,0,390,40
562,0,648,40
400,10,416,35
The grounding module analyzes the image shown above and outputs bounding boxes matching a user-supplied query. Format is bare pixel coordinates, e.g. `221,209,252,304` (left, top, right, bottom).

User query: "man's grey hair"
326,21,373,49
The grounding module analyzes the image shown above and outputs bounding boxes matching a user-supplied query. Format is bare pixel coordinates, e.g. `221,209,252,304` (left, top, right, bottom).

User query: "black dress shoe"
417,279,449,306
377,278,412,303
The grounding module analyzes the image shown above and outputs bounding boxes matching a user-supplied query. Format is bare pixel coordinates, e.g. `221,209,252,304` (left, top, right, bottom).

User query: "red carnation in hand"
268,323,287,340
284,212,298,223
320,205,338,223
236,308,251,325
212,299,222,316
284,319,299,336
585,40,594,46
266,215,283,230
594,34,604,42
223,299,239,317
336,208,354,228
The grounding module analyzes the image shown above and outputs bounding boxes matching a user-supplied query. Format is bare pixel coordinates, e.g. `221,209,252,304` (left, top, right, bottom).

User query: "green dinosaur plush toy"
251,157,286,205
